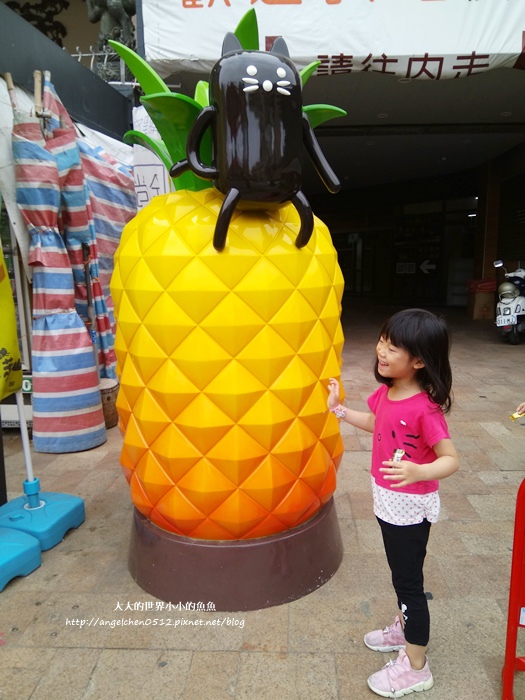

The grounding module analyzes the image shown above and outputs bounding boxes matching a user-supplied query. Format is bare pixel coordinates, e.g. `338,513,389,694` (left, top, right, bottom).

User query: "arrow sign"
420,260,436,274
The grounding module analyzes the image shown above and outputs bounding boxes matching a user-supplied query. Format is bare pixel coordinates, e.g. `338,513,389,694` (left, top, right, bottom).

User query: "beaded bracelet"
329,404,346,419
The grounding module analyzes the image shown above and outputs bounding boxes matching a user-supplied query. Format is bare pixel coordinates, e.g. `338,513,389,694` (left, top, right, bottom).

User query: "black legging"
377,516,431,647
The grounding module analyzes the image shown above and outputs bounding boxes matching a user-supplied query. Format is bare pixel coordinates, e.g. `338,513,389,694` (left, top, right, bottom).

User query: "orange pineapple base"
111,189,345,540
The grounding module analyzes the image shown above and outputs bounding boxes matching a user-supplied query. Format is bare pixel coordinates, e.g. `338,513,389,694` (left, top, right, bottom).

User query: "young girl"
328,308,459,698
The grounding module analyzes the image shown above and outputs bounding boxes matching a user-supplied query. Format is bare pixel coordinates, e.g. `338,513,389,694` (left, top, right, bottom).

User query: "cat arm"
301,112,341,194
186,106,219,180
169,106,219,180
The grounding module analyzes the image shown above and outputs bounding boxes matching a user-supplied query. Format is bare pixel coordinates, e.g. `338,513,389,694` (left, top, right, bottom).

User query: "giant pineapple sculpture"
110,11,346,543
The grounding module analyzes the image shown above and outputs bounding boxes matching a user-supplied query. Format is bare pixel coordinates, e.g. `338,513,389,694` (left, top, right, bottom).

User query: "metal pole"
0,408,7,506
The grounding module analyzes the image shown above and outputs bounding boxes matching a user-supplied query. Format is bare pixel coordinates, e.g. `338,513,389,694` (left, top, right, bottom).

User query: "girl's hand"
517,402,525,414
380,439,459,487
379,459,422,488
327,378,341,410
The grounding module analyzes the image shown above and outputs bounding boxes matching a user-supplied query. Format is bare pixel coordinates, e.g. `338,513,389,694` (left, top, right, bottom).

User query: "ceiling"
308,65,525,194
172,63,525,195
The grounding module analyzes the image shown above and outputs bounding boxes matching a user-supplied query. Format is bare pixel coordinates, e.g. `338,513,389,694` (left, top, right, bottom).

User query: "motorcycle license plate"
496,315,517,326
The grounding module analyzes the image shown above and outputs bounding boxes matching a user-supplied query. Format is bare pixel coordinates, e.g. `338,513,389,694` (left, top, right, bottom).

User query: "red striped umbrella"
42,76,136,379
12,79,106,453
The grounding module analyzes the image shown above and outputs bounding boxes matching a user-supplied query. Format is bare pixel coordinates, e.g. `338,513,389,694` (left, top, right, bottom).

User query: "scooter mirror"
494,260,504,268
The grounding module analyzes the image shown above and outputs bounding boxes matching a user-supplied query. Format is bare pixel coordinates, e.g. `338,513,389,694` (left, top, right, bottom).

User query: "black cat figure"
170,33,341,251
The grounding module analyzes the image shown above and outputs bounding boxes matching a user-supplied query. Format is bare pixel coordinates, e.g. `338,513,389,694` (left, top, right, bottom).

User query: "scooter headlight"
516,304,522,313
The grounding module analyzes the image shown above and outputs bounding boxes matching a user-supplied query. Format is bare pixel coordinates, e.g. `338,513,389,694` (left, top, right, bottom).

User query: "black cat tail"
213,188,241,251
293,190,314,249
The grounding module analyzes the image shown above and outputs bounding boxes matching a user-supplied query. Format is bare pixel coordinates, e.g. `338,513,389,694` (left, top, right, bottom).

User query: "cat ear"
222,32,243,56
270,37,290,58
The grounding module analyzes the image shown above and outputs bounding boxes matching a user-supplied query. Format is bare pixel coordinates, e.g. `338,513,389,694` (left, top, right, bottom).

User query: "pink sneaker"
364,616,406,652
367,649,434,698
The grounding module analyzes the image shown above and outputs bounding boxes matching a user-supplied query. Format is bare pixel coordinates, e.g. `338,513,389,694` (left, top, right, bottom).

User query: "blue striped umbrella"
12,97,107,453
42,76,136,380
77,139,137,338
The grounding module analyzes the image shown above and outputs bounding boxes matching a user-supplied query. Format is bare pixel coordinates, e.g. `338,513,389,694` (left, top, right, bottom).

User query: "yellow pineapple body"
111,189,345,540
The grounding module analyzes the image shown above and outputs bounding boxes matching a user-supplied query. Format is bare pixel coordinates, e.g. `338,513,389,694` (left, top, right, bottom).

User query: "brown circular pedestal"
128,497,343,612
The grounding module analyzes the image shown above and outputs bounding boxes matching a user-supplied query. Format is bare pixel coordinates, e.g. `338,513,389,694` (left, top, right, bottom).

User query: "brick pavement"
1,302,524,699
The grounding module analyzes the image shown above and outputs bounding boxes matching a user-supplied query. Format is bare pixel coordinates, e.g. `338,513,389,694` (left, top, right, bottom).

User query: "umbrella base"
0,491,85,551
0,527,41,592
128,497,343,612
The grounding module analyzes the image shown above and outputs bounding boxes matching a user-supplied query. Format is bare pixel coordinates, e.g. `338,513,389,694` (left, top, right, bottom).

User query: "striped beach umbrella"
12,94,106,453
41,76,121,380
77,139,137,336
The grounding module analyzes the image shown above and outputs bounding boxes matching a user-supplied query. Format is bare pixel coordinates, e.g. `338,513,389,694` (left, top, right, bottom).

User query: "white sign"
132,106,173,209
143,0,525,79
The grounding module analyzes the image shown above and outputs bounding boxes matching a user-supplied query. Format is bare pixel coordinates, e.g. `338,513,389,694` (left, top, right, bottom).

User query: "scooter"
493,260,525,345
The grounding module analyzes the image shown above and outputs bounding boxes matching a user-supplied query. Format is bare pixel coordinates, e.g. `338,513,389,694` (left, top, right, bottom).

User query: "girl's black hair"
373,308,453,413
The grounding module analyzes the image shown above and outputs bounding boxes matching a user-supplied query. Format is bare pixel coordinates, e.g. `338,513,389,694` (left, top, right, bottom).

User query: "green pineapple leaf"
234,8,259,50
141,92,213,191
108,40,170,96
194,80,210,108
140,92,201,161
123,130,172,171
303,104,347,130
108,40,211,190
300,61,321,87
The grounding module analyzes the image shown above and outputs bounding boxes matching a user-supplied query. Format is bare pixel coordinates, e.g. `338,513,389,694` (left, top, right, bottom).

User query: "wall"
499,173,525,264
61,0,100,56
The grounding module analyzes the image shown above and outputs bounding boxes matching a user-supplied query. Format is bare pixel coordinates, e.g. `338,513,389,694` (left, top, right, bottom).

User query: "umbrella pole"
33,70,51,131
4,72,17,110
15,391,39,508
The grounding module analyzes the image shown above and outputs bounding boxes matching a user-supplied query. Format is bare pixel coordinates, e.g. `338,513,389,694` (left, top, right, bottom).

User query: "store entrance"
332,197,477,307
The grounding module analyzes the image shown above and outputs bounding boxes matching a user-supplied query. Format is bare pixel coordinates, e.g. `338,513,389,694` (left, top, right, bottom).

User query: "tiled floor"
1,302,525,699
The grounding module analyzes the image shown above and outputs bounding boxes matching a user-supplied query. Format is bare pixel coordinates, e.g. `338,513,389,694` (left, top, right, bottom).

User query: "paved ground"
1,302,525,700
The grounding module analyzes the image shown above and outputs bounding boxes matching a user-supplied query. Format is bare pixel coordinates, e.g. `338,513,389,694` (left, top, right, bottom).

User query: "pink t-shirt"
367,384,450,495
